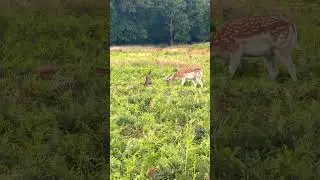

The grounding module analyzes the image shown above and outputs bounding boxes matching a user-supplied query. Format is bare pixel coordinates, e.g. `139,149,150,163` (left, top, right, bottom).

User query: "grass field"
1,1,319,179
110,43,210,179
0,8,108,178
212,18,320,178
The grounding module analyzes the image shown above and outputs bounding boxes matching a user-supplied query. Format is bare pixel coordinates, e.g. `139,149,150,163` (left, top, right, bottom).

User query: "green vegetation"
0,2,107,178
212,0,320,179
110,43,210,179
110,0,209,45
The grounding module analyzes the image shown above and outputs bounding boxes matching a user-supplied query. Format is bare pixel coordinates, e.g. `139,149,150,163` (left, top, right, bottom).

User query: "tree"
110,0,152,44
187,0,210,42
110,0,209,45
154,0,189,46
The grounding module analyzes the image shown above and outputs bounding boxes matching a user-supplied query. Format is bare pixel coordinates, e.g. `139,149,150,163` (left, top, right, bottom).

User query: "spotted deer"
164,67,203,87
211,16,299,81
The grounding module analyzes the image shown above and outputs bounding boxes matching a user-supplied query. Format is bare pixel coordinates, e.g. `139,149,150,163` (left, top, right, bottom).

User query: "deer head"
164,74,174,83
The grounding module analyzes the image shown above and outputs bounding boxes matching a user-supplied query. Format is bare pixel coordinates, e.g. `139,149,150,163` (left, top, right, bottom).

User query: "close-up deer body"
165,67,204,87
211,16,299,81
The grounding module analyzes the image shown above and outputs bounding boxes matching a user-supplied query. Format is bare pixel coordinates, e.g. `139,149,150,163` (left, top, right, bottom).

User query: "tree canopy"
110,0,209,45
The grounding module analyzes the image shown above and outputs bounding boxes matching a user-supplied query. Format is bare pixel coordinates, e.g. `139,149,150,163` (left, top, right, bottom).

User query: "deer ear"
163,74,172,80
163,76,168,80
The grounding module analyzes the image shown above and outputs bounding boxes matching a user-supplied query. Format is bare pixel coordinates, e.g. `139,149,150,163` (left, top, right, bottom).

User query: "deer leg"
274,49,297,81
228,50,242,78
196,78,203,88
191,79,197,87
181,78,186,86
264,55,279,80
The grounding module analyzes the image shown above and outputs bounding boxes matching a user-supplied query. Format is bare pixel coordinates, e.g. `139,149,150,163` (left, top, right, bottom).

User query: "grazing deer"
144,71,152,86
211,16,299,81
164,67,203,87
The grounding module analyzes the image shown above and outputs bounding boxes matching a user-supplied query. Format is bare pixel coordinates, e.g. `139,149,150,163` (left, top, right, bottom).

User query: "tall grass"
110,44,210,179
0,4,108,179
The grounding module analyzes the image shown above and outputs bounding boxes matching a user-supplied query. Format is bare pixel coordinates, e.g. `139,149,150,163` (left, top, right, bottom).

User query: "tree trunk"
167,29,172,46
167,22,173,46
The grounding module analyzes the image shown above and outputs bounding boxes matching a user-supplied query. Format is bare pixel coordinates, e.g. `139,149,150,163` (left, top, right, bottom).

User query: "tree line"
110,0,210,45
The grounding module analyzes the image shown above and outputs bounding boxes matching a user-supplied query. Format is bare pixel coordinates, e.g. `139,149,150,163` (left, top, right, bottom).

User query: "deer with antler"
164,67,204,87
212,16,299,81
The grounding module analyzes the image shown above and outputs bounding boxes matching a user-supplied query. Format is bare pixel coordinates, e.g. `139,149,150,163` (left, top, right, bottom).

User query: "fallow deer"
211,16,299,81
164,67,204,87
144,71,152,87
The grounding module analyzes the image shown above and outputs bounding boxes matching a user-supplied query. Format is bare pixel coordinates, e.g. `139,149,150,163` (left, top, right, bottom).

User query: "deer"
211,16,299,81
144,71,152,87
164,67,204,87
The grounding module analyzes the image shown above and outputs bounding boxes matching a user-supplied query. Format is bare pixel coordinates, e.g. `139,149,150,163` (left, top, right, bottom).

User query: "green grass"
0,9,108,179
110,43,210,179
212,18,320,179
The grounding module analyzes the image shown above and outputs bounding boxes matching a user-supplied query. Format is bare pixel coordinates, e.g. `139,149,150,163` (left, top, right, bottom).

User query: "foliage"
110,43,210,179
0,5,107,179
110,0,210,45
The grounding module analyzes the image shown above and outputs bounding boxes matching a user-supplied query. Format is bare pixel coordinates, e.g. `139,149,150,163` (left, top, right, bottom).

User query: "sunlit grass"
110,43,210,179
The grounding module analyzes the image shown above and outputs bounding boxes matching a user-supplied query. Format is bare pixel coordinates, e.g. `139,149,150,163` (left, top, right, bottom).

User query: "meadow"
110,43,210,179
0,6,108,178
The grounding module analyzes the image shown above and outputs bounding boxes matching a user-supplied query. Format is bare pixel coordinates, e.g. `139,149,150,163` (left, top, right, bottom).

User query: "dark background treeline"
110,0,210,45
